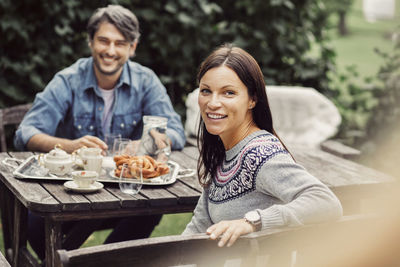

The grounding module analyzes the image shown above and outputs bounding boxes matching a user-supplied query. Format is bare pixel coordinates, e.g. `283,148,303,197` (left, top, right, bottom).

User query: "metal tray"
5,155,180,186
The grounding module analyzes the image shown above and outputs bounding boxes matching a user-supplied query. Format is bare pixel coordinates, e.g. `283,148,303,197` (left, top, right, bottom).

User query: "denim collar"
82,57,132,94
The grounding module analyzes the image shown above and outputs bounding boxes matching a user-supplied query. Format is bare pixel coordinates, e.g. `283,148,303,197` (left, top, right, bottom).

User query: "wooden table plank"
106,186,148,208
42,182,91,211
48,204,197,221
84,188,121,210
180,146,200,161
291,147,394,187
170,149,202,192
0,153,60,212
140,187,178,207
165,180,201,205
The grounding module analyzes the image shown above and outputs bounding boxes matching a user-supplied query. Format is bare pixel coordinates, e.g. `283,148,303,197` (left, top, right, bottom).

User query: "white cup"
78,147,103,175
71,170,98,188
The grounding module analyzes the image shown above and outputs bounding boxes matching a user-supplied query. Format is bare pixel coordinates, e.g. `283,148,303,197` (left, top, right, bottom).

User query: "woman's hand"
206,219,255,247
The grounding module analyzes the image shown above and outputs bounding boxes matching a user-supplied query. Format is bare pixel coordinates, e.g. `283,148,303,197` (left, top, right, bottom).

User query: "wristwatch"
244,210,262,231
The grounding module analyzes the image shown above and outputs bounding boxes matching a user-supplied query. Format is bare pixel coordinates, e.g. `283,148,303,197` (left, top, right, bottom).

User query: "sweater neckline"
225,130,270,161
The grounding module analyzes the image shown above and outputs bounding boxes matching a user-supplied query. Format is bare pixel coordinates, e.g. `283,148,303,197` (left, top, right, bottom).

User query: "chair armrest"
320,139,361,160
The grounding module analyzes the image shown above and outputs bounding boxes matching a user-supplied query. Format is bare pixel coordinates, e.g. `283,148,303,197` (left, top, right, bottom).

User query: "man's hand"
27,133,107,154
147,129,171,162
149,129,172,150
206,219,255,247
71,135,108,153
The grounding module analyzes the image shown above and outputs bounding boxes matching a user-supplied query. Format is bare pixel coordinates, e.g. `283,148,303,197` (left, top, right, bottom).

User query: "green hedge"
1,0,334,116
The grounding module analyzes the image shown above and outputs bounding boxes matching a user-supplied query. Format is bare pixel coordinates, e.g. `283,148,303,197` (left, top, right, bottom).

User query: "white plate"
64,181,104,193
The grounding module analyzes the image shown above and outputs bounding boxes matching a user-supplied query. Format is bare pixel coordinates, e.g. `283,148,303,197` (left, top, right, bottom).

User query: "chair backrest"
56,214,396,267
0,103,32,152
185,86,341,147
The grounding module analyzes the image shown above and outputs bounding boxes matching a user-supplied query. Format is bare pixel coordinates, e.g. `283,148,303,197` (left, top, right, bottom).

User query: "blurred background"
1,0,399,256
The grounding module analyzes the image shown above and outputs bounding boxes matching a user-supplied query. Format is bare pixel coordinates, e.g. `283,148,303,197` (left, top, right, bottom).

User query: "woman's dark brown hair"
197,43,289,187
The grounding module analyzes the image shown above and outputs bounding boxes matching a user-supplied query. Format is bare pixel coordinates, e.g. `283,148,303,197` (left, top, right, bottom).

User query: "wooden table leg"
12,197,28,267
45,218,62,267
0,181,14,261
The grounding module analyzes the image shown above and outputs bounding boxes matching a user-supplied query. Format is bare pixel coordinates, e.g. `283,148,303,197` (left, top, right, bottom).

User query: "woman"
182,44,342,247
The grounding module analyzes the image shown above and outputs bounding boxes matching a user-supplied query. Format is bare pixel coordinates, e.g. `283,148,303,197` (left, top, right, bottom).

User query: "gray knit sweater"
183,130,343,235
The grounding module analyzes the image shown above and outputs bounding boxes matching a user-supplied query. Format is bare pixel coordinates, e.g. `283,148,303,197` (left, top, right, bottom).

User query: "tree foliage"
1,0,334,117
362,29,400,152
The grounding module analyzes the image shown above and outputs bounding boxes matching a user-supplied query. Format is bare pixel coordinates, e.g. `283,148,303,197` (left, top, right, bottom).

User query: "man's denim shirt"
14,57,186,150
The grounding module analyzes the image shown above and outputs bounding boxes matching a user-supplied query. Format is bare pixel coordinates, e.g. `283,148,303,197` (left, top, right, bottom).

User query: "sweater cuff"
257,205,285,230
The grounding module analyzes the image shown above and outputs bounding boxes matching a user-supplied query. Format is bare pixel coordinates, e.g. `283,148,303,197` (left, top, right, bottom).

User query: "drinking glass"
119,162,143,195
118,140,139,156
112,138,130,156
104,133,121,156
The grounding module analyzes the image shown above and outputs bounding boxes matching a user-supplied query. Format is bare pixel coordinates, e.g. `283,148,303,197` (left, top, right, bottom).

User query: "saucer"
64,181,103,193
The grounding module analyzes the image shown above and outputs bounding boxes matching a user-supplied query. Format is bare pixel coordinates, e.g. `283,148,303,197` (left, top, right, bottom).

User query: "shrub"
1,0,334,117
359,29,400,174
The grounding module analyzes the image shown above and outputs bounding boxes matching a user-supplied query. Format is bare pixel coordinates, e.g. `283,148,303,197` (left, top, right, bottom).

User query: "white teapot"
39,145,74,176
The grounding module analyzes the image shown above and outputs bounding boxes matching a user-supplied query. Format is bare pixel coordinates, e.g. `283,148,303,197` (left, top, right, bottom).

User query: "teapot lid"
46,145,70,160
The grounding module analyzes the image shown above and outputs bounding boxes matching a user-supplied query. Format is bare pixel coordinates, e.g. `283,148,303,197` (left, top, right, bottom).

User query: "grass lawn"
328,0,399,79
1,0,399,257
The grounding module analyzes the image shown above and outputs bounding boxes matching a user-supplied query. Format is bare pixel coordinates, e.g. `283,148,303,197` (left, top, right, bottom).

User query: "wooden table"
0,145,395,267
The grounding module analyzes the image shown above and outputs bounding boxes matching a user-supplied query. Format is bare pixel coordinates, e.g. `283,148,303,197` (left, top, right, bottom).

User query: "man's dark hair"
87,5,140,43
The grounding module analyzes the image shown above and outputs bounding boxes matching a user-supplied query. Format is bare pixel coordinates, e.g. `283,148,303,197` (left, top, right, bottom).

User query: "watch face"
246,211,260,222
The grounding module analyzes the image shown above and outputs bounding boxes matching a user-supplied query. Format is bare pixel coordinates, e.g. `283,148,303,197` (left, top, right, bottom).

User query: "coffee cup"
77,147,103,175
71,171,98,188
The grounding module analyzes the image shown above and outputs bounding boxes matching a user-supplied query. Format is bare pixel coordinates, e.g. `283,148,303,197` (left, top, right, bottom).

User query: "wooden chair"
56,214,400,267
0,103,32,152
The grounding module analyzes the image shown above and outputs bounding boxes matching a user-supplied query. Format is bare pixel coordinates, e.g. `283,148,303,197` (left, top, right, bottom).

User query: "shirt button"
120,123,125,128
98,107,102,111
132,120,137,126
77,125,82,130
89,125,94,130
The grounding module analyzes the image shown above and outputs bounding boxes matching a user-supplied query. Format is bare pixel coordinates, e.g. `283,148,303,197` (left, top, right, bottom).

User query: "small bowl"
71,171,98,188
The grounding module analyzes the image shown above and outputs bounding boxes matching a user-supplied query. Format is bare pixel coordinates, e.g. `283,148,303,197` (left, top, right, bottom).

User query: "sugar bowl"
38,145,74,176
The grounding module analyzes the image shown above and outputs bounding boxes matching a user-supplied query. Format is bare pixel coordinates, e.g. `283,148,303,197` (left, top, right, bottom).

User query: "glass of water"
119,162,143,195
104,133,121,156
112,138,130,156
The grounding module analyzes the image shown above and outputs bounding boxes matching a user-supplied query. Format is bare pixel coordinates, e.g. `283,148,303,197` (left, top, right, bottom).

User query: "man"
14,5,185,260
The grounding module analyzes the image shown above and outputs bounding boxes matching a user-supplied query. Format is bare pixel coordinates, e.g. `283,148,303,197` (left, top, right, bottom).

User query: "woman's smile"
206,112,227,120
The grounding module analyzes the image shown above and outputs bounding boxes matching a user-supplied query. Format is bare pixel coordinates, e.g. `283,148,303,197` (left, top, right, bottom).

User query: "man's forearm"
27,134,76,153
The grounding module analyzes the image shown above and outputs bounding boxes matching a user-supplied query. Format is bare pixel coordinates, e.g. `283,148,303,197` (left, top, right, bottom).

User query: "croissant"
113,155,169,179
